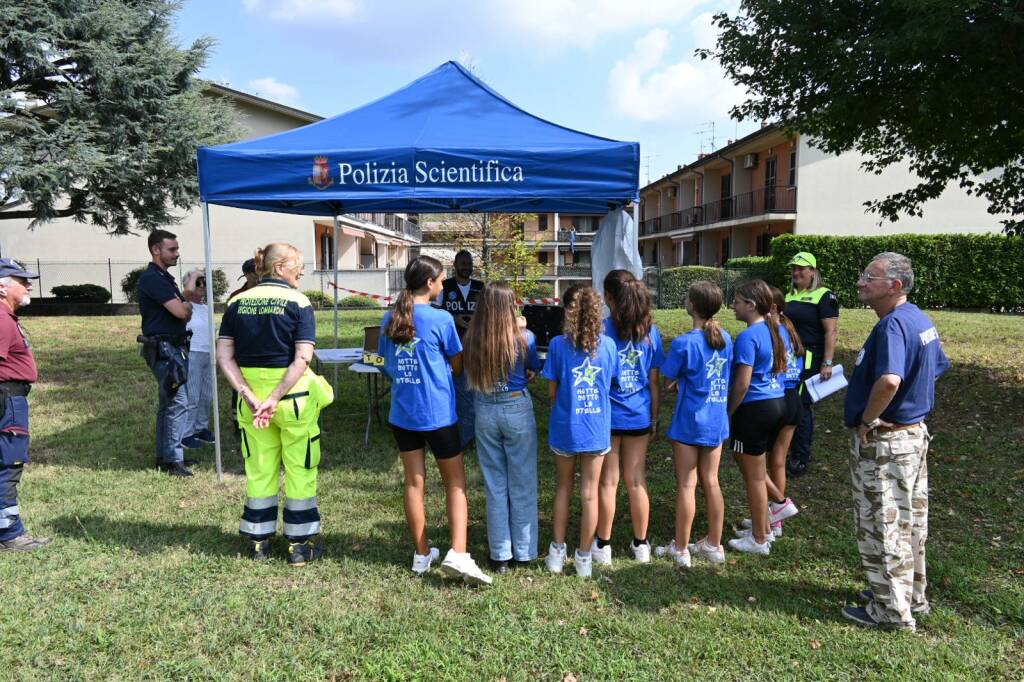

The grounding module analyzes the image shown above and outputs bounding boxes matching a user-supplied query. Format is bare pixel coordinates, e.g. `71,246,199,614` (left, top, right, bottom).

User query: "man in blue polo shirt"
842,252,950,632
137,229,197,477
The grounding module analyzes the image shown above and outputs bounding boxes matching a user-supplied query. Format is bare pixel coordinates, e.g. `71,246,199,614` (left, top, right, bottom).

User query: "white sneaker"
653,540,691,567
728,534,771,555
590,539,612,566
439,549,493,585
631,540,652,564
574,549,593,578
740,518,753,529
769,498,799,524
545,542,567,574
411,547,440,575
687,538,726,564
734,527,776,542
771,521,784,538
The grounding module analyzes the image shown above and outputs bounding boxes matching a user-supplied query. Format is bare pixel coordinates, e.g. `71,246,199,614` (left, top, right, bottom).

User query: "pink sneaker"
769,498,799,524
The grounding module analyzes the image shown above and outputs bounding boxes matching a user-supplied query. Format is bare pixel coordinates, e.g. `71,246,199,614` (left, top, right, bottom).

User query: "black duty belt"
137,334,191,347
0,380,31,397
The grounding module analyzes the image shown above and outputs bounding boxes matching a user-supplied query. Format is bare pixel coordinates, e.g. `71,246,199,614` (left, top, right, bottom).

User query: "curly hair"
563,286,604,356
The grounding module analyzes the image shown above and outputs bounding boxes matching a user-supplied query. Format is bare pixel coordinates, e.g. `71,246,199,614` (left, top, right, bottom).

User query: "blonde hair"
253,243,303,279
563,286,604,357
463,283,527,393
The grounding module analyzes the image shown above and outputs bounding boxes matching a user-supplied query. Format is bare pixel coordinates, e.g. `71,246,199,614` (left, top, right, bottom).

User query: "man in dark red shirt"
0,258,51,551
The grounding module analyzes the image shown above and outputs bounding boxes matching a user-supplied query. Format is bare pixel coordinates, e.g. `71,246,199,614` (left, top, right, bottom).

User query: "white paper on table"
804,364,848,403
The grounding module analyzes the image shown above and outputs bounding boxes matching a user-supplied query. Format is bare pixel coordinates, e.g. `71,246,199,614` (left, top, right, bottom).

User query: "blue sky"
175,0,757,186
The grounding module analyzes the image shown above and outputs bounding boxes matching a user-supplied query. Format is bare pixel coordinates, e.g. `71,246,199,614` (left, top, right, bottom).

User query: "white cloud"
247,77,301,105
242,0,359,21
608,18,745,124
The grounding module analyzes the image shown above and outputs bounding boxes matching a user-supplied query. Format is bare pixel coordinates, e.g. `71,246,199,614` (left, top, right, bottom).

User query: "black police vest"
441,279,483,317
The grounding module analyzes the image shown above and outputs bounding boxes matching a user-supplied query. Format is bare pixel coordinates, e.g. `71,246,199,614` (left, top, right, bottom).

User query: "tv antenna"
642,154,659,186
696,121,718,154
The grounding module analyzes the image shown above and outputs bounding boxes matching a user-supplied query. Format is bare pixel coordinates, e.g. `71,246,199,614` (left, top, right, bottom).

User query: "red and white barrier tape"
327,281,559,306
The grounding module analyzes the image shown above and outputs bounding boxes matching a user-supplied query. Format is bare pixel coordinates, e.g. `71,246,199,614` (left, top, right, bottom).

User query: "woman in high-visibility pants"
216,242,333,565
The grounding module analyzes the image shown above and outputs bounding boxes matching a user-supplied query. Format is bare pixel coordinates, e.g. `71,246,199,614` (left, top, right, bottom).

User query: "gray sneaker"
0,534,52,552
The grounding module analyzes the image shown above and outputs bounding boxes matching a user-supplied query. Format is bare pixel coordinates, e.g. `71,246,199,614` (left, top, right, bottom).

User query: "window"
721,174,732,219
538,214,548,231
538,251,549,264
756,231,774,257
764,156,778,211
721,236,731,264
788,149,796,186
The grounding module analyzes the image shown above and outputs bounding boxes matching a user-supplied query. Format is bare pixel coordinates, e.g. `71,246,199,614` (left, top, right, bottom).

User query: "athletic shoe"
734,527,776,542
181,435,206,449
727,534,771,555
545,542,567,574
440,550,493,585
740,518,753,529
787,459,809,478
411,547,440,575
574,549,593,578
590,539,612,566
769,498,799,524
155,461,193,477
193,428,216,444
687,538,726,564
771,521,783,538
858,589,931,616
249,539,271,561
0,534,52,552
653,540,690,566
631,540,652,564
488,558,510,574
841,606,915,631
287,540,324,566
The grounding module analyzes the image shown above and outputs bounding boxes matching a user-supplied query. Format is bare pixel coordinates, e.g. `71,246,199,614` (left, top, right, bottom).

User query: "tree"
424,213,549,299
0,0,240,234
699,0,1024,234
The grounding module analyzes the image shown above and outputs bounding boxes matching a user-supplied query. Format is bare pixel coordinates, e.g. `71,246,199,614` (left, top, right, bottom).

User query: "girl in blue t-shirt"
727,279,788,556
541,286,619,578
656,281,732,567
594,270,663,567
379,256,491,585
463,283,541,572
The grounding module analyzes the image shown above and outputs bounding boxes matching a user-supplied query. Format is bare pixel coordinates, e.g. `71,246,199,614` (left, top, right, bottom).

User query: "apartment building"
639,123,1004,268
521,213,599,297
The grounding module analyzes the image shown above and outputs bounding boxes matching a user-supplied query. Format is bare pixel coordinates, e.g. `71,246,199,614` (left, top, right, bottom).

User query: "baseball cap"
239,258,256,280
0,258,40,279
788,252,817,268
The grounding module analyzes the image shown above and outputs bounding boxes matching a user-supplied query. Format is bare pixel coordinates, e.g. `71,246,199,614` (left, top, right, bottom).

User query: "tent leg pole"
202,202,222,482
333,214,340,351
632,203,640,265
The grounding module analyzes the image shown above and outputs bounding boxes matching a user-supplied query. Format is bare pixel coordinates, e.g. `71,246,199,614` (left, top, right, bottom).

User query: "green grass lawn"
1,308,1022,680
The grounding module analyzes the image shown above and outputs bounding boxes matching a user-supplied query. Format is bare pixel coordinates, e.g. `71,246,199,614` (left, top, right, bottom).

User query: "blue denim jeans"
474,390,538,561
142,346,189,464
186,350,212,434
0,463,25,541
454,372,476,448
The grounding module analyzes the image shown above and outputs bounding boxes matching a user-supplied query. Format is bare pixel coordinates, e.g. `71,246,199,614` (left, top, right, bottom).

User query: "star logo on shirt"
572,357,602,387
618,341,641,369
705,351,726,379
395,337,421,357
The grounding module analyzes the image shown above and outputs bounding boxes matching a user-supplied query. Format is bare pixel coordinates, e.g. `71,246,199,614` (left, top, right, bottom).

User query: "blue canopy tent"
195,61,639,478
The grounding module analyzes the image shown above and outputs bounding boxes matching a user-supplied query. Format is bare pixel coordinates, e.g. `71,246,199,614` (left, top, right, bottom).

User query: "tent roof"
197,61,638,216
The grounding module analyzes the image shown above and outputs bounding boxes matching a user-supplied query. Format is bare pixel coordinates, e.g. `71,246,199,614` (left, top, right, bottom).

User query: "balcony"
556,230,596,243
349,212,422,242
642,185,797,236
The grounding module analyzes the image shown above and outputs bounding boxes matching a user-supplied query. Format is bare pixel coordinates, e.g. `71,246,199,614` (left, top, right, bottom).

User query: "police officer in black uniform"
137,229,197,477
435,250,484,448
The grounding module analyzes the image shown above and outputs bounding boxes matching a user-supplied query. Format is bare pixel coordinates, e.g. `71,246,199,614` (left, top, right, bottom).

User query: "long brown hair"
384,256,444,344
463,283,526,393
734,279,787,374
687,281,726,351
563,286,604,357
603,269,653,343
770,286,805,358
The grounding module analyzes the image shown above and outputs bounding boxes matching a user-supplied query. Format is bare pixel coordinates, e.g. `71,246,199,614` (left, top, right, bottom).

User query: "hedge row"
51,284,112,303
768,233,1024,309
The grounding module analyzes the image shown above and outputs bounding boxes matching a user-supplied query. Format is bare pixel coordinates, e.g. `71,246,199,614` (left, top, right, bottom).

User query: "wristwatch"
823,359,834,367
861,418,881,430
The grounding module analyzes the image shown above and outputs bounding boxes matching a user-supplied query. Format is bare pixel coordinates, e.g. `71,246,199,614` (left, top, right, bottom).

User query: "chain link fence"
25,260,405,304
644,265,774,309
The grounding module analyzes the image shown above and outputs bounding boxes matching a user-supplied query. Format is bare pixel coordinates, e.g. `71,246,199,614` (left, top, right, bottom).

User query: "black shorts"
782,387,804,427
390,423,462,459
730,397,786,455
611,425,652,437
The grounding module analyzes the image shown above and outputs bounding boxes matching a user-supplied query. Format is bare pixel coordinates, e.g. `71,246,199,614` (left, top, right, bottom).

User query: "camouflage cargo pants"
849,424,929,628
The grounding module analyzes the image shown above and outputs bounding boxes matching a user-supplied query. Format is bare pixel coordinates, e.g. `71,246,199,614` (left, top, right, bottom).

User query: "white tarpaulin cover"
591,208,643,294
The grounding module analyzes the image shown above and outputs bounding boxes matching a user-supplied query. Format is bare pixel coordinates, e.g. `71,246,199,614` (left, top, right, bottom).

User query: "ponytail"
687,281,725,350
769,286,804,358
764,313,788,374
384,256,443,344
736,279,786,373
604,270,653,343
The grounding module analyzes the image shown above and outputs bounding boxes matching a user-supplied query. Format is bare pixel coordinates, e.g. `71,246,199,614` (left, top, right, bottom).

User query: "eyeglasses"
857,271,891,283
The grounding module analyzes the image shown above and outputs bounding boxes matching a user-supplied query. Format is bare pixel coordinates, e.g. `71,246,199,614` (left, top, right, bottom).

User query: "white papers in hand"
804,364,848,403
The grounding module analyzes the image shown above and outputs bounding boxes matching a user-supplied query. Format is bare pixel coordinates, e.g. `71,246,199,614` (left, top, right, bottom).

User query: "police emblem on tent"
308,156,333,190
